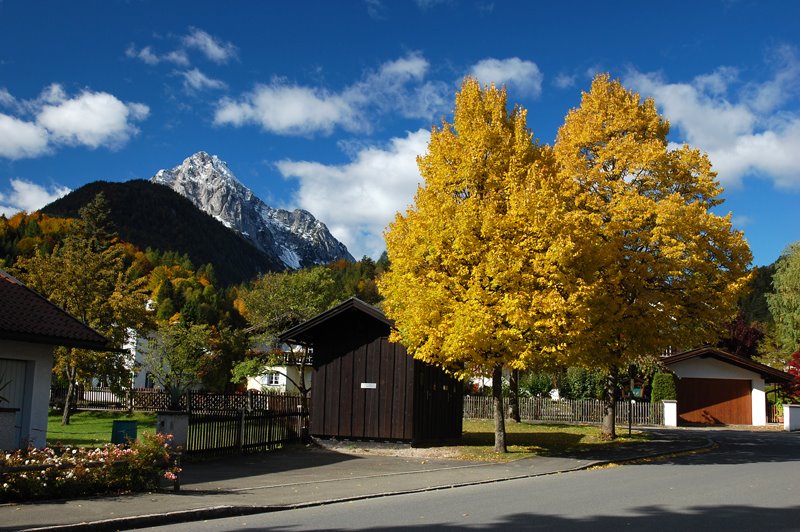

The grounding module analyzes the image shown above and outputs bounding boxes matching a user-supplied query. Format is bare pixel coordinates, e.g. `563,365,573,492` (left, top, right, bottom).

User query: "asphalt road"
138,429,800,531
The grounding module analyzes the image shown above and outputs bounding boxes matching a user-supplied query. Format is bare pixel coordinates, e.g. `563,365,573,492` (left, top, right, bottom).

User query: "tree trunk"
507,369,521,423
600,366,618,440
492,364,507,453
61,367,76,426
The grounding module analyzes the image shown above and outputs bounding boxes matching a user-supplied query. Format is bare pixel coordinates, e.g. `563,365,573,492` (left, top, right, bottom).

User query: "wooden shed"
278,298,463,444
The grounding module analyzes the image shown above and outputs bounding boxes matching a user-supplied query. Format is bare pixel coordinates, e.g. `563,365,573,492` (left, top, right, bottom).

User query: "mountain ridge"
151,151,354,269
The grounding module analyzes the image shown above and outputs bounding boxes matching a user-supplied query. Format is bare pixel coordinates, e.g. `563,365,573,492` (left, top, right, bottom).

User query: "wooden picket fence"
463,396,664,426
186,410,307,457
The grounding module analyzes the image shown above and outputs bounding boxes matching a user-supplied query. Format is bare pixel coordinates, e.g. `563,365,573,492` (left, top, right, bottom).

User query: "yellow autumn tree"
380,78,576,452
553,74,752,438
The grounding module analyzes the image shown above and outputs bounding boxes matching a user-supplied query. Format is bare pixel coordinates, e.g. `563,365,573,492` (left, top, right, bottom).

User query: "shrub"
519,371,554,398
562,367,605,400
0,432,179,502
651,372,678,403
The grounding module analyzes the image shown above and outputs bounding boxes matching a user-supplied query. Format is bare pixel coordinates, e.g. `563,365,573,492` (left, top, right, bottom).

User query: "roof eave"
0,331,120,352
278,297,390,346
663,347,794,384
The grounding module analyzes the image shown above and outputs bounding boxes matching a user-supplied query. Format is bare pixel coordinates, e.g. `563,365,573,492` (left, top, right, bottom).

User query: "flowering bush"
0,432,180,502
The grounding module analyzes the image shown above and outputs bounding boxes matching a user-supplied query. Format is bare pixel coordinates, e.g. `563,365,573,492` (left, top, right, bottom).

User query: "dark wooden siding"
311,336,417,440
677,377,752,425
302,301,462,443
413,361,463,444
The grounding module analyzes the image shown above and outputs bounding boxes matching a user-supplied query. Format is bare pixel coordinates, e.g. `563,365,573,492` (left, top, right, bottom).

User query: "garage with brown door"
663,347,794,426
676,377,752,425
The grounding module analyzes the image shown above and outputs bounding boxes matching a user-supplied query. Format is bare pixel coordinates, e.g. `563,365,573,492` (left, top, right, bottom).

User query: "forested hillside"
40,180,283,285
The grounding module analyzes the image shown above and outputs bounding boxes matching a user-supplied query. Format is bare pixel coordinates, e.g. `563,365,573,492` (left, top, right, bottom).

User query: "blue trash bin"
111,420,137,444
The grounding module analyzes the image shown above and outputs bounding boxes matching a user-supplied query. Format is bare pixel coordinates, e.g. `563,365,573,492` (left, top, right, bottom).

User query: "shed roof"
0,268,111,351
278,297,391,346
663,347,794,384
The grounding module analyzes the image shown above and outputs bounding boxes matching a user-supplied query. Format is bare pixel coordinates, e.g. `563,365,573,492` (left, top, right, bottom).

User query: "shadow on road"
251,504,800,531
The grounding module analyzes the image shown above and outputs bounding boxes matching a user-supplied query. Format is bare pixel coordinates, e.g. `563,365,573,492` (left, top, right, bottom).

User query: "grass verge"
47,410,158,447
447,420,650,462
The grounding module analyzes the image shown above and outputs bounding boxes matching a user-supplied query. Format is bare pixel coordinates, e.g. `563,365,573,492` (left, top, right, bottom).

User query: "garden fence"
185,410,307,457
49,385,303,414
463,396,664,426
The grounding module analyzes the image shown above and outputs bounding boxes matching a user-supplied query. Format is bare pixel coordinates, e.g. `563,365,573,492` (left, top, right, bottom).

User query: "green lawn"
45,412,647,460
47,411,158,447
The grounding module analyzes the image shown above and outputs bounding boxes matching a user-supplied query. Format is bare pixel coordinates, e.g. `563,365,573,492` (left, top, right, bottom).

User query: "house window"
264,372,281,386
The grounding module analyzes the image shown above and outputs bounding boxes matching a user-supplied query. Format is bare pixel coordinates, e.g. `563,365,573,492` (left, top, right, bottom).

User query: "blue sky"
1,0,798,266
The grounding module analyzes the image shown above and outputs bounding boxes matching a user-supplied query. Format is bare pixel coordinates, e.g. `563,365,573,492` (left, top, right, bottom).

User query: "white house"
0,269,110,449
663,347,793,426
246,349,313,394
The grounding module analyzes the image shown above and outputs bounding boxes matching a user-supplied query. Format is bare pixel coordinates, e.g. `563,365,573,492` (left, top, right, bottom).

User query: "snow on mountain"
151,151,354,269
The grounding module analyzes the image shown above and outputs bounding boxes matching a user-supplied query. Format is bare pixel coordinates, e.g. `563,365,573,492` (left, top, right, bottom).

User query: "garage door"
677,378,752,425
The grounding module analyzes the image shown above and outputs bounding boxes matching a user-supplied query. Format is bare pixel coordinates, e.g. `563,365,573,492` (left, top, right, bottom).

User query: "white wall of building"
0,340,55,448
669,357,767,426
247,365,313,394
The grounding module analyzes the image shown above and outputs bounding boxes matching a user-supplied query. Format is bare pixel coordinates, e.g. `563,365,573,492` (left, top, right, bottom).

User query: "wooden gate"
677,377,752,425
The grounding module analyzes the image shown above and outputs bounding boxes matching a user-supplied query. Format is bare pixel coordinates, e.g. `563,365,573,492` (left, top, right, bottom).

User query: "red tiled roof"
0,269,111,350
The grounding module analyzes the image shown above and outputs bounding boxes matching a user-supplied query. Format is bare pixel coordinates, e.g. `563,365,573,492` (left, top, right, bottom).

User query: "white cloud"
215,84,356,135
36,87,149,149
38,83,67,105
365,0,386,19
0,178,71,216
276,129,430,258
0,88,16,108
127,28,234,68
626,51,800,189
470,57,543,98
0,86,149,159
553,73,576,89
183,27,237,64
376,54,428,81
743,45,800,113
126,44,189,66
627,71,756,152
180,68,227,92
346,52,448,120
732,214,752,228
126,45,159,65
708,119,800,189
216,53,449,136
0,114,49,159
693,66,738,96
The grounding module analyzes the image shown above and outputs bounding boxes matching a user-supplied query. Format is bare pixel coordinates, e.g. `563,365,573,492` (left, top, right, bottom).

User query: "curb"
18,438,714,532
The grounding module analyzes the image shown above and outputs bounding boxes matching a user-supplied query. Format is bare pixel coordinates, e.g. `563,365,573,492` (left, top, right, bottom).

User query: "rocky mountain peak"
151,152,353,270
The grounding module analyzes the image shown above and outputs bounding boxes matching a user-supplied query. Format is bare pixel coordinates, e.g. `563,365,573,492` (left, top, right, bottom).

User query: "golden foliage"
380,78,574,378
552,74,752,370
381,74,752,388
